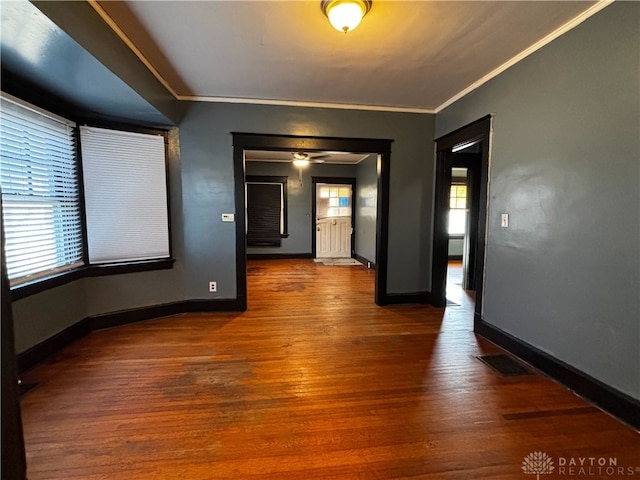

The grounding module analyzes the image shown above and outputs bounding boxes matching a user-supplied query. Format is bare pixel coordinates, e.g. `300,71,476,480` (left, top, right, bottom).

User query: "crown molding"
87,0,181,100
177,95,435,114
89,0,614,116
435,0,615,113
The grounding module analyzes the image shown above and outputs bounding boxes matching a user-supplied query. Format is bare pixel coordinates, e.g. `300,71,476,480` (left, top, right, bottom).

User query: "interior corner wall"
12,127,187,353
178,103,435,298
435,2,640,400
11,280,87,354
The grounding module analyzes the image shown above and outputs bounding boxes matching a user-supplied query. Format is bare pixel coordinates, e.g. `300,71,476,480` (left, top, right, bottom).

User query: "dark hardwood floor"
19,259,639,479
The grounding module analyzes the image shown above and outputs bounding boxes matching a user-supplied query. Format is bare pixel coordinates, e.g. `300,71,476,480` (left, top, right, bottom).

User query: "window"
448,183,467,235
79,126,169,263
0,93,83,284
317,185,351,218
245,176,288,247
0,92,172,292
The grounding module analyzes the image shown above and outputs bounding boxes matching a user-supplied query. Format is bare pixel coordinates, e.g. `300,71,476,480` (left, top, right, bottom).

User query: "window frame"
79,125,171,264
1,93,175,301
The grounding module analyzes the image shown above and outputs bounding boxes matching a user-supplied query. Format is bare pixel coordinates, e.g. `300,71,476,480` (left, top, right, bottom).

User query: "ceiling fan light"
322,0,371,33
293,159,310,167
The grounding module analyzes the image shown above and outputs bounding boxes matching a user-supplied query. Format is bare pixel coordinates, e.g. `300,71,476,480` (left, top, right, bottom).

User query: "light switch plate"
501,213,509,228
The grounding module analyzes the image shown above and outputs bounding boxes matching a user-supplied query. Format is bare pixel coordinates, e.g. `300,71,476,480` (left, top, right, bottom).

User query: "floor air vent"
477,354,533,376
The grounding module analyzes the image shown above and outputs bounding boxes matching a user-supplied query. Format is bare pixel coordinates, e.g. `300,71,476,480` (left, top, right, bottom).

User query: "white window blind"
0,93,84,284
80,126,169,264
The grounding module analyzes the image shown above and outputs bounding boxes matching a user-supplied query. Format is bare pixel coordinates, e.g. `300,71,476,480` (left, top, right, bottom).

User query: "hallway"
19,259,639,479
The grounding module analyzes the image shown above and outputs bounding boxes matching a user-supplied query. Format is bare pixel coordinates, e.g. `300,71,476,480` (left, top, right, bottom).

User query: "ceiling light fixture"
321,0,372,33
293,159,310,168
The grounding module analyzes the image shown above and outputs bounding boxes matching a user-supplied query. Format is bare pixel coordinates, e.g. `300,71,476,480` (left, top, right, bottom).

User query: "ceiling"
94,0,606,113
246,150,370,164
0,0,174,126
0,1,610,121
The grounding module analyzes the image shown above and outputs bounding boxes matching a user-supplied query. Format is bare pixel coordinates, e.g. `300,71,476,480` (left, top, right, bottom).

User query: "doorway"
449,150,482,293
232,133,393,306
432,116,491,324
313,179,355,259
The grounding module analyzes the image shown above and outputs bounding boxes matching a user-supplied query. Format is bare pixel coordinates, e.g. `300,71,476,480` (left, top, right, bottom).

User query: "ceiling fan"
292,152,329,186
292,152,330,167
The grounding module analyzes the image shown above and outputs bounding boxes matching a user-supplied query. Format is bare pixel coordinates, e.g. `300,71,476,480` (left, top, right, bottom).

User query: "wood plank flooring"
19,259,640,479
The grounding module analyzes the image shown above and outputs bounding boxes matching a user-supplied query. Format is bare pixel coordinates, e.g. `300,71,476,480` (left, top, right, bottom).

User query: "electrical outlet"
209,281,217,293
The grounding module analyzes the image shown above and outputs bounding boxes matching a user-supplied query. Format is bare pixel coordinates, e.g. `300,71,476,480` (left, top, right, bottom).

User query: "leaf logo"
522,451,555,479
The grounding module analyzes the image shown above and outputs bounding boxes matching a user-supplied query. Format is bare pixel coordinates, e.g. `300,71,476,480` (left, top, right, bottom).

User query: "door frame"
1,194,27,479
432,116,491,322
232,133,393,306
311,177,356,259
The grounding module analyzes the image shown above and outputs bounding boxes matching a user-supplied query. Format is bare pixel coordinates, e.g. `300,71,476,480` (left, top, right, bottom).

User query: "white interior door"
316,183,352,258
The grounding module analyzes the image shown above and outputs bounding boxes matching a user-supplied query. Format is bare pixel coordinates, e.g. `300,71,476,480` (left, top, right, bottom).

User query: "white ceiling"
95,0,606,113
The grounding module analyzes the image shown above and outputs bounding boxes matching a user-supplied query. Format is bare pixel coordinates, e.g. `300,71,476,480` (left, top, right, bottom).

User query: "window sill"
10,258,175,301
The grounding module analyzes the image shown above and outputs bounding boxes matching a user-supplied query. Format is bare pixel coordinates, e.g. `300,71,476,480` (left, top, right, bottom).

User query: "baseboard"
181,298,246,313
448,255,463,261
354,253,376,270
383,291,431,305
475,314,640,431
89,302,186,330
17,298,246,375
247,253,314,260
17,318,91,374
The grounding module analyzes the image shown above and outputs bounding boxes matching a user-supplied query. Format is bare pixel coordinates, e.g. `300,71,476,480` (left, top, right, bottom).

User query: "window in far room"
245,176,288,247
448,183,467,235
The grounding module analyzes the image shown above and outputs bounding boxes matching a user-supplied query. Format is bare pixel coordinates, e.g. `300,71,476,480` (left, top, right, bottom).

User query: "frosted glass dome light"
321,0,372,33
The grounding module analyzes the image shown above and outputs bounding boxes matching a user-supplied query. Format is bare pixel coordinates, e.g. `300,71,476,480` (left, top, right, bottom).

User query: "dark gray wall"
436,2,640,400
354,154,378,264
12,280,87,354
245,161,358,255
179,103,435,298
